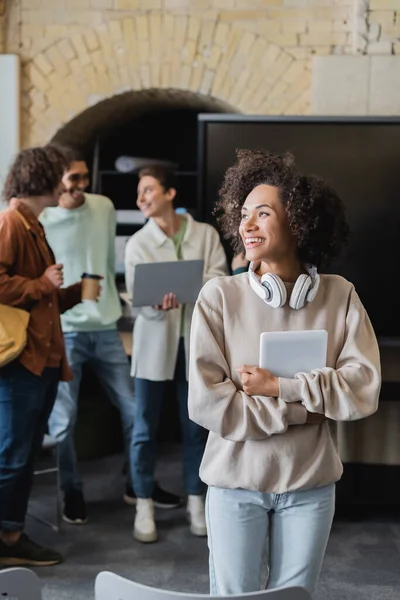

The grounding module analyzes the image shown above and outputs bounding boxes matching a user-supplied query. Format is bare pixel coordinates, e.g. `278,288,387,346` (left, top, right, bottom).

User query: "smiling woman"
239,185,296,277
124,163,228,544
136,165,177,222
215,149,348,271
188,148,381,596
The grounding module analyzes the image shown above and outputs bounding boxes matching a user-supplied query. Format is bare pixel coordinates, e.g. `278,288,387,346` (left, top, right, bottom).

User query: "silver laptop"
132,259,205,307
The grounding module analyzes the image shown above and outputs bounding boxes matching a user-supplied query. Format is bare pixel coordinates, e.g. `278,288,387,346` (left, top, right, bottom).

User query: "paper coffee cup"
81,273,102,301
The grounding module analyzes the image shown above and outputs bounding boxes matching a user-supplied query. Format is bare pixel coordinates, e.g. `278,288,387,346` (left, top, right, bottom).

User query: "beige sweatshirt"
188,272,381,494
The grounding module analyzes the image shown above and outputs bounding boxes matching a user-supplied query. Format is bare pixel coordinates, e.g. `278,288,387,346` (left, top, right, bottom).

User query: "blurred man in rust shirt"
0,146,82,566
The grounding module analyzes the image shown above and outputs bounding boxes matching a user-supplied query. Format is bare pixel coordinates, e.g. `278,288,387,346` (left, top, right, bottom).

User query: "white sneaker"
133,498,157,543
187,494,207,537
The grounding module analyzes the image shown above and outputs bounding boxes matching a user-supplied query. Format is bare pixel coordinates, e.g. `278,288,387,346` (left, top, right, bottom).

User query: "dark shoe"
123,484,137,507
63,489,88,524
152,483,182,509
0,534,63,567
123,482,182,509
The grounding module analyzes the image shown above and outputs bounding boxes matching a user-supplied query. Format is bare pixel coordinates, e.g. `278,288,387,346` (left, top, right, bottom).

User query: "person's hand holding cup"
81,273,103,302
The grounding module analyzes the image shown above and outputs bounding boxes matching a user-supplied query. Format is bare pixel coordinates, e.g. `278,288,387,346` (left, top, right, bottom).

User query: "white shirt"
124,214,229,380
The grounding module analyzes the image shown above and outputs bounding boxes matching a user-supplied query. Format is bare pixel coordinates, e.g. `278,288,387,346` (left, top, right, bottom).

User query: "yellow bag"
0,210,31,367
0,304,30,367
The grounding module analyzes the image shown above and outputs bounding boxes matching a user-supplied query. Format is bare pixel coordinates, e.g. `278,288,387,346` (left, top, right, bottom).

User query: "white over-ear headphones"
248,262,320,309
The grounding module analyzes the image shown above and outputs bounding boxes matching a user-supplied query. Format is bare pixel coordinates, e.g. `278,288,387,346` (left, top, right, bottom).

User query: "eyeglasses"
67,173,90,183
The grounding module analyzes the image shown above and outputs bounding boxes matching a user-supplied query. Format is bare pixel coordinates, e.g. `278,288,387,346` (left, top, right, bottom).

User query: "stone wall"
1,0,400,147
367,1,400,55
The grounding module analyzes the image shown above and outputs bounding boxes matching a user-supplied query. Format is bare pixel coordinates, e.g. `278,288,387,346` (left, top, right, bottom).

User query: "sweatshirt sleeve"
279,292,381,421
188,299,308,442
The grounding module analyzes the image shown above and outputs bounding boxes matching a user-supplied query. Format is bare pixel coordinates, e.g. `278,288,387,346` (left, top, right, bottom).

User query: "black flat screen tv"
197,115,400,341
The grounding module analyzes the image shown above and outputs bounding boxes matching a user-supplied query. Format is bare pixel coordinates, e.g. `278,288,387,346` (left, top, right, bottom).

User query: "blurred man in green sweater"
40,148,181,525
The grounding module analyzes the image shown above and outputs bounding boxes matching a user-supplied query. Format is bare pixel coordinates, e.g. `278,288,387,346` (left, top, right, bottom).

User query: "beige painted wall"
1,0,399,148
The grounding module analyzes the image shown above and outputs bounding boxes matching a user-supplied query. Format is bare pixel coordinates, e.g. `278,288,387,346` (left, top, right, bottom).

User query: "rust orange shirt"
0,203,82,380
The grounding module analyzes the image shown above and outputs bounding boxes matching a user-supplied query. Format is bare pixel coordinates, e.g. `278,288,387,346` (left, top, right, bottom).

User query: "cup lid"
81,273,102,279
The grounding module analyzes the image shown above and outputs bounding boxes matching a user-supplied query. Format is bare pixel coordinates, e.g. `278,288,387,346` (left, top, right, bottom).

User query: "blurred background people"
41,148,181,526
125,165,228,543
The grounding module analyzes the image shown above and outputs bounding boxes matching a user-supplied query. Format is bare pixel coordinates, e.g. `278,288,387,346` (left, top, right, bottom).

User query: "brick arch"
21,12,311,147
50,89,237,149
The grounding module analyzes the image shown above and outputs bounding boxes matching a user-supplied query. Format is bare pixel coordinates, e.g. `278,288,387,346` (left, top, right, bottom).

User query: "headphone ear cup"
261,273,287,308
289,274,311,310
249,266,271,302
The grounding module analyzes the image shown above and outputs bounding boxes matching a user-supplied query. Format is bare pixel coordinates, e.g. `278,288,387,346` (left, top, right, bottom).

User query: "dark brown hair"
52,145,86,169
139,165,178,192
214,148,349,269
2,145,67,204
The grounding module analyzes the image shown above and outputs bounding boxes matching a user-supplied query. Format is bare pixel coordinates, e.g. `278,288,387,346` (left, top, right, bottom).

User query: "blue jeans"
0,361,60,532
206,484,335,595
131,339,207,497
48,330,135,493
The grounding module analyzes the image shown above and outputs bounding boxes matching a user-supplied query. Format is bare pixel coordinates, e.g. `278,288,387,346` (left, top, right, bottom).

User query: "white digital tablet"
132,259,205,307
259,330,328,378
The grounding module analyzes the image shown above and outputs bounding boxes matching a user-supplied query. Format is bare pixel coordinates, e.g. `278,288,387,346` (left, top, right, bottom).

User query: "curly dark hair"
214,149,349,269
2,145,67,203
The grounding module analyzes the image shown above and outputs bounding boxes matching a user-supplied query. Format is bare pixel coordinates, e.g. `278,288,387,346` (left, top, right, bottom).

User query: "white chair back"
0,567,42,599
95,571,311,600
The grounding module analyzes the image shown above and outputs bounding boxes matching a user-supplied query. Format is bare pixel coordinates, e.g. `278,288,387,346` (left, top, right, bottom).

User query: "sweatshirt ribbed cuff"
279,377,303,403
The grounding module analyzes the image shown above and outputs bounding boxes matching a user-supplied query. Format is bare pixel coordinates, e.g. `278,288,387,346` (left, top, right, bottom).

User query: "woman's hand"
153,293,180,311
236,365,280,397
